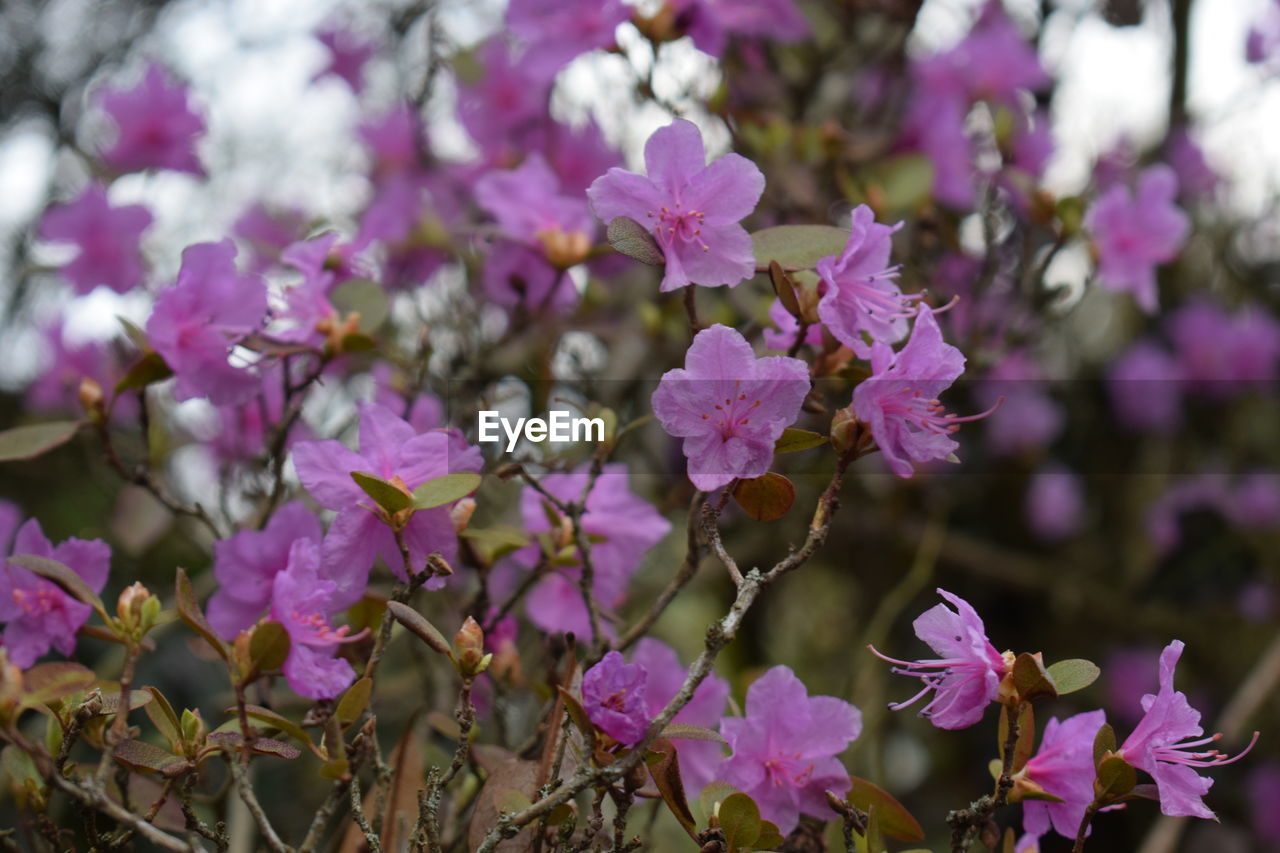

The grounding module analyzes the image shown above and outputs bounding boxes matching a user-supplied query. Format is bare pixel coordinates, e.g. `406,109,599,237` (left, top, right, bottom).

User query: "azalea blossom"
506,0,629,80
38,183,152,294
718,666,861,835
96,63,205,175
1019,710,1107,845
581,650,649,746
476,153,596,265
870,588,1008,730
1116,640,1257,818
588,119,765,291
313,25,376,92
651,324,809,491
763,299,822,353
632,638,729,793
672,0,811,59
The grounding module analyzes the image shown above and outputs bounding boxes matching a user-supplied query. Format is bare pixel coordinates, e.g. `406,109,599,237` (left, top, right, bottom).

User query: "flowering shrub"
0,1,1276,852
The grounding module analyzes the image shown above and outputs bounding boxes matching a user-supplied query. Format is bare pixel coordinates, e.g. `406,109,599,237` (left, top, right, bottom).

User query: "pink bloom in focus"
1116,640,1257,819
816,204,915,357
96,63,204,175
633,638,729,793
38,184,151,294
291,402,482,590
581,650,649,746
871,588,1008,730
763,299,822,353
651,324,809,491
1085,165,1190,313
146,240,268,405
271,539,367,699
1020,710,1107,845
0,507,111,668
588,119,765,292
718,666,861,835
852,309,992,479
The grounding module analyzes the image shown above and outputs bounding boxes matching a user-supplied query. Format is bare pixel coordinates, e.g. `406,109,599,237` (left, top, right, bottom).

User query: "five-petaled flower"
581,650,650,746
651,324,810,491
1116,640,1257,818
852,308,995,479
588,118,765,292
96,63,205,175
870,588,1009,730
38,184,152,295
718,665,861,836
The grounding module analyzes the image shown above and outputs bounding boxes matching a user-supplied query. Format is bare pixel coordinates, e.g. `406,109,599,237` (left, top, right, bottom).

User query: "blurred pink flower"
314,26,375,92
96,63,204,175
38,183,151,294
763,299,822,353
506,0,629,79
673,0,810,58
1025,465,1084,543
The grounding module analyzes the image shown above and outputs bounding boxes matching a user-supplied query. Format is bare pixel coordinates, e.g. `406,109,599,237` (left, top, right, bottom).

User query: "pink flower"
207,502,326,640
588,119,764,292
632,638,729,793
270,539,367,699
96,63,204,175
147,240,268,405
476,154,597,254
1085,165,1190,313
38,184,151,294
27,322,128,418
0,507,111,668
977,352,1063,457
1247,762,1280,843
539,120,622,196
313,26,376,92
482,243,579,314
871,588,1008,730
1167,299,1280,398
852,309,992,479
672,0,811,58
718,666,861,835
1117,640,1257,819
1020,710,1107,845
507,0,629,79
1107,341,1184,433
763,299,822,353
651,324,809,491
581,651,649,746
291,402,482,591
815,204,915,357
457,40,551,164
1025,465,1084,543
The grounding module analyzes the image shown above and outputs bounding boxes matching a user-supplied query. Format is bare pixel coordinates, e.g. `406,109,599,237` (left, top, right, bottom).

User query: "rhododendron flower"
1085,165,1190,313
977,352,1063,457
581,651,649,745
0,506,110,668
457,39,551,163
672,0,811,59
1247,762,1280,842
632,638,729,793
271,539,366,699
313,26,375,92
1107,341,1184,433
763,299,822,353
292,402,482,590
651,324,809,491
539,120,622,196
815,204,916,356
38,184,151,294
1117,640,1257,818
506,0,629,79
871,588,1008,730
96,63,205,175
512,464,671,641
207,502,326,639
1167,299,1280,397
588,119,765,291
482,243,579,314
718,666,861,835
28,322,128,418
1025,465,1084,543
1019,710,1107,845
146,240,268,405
935,1,1050,104
476,154,596,261
852,309,993,479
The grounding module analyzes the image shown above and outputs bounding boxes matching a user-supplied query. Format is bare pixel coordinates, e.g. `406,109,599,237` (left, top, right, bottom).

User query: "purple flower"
291,402,482,591
815,205,916,357
763,299,822,353
27,322,127,418
207,502,325,639
539,120,623,196
313,26,376,92
978,352,1063,457
672,0,811,58
946,2,1050,104
1085,165,1190,313
0,509,110,668
581,651,649,746
588,119,765,292
96,63,204,175
871,588,1008,730
651,324,809,491
482,243,579,314
1025,465,1085,543
38,184,151,294
1103,647,1160,727
147,240,268,405
270,539,366,700
515,464,671,641
1020,710,1107,845
507,0,629,79
233,203,307,272
476,154,596,260
1117,640,1257,819
1166,126,1219,201
899,88,973,208
852,309,992,479
1247,762,1280,843
718,666,861,835
371,364,445,434
633,638,729,793
1107,341,1184,433
457,39,551,164
1167,299,1280,398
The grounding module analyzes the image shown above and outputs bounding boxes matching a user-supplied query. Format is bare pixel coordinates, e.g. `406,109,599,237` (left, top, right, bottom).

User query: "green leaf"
232,705,311,746
112,739,192,777
718,792,762,852
0,421,80,463
115,351,173,393
750,224,849,271
755,820,785,851
335,677,372,726
1093,723,1117,768
329,278,389,333
645,739,698,840
143,687,183,750
9,555,107,621
386,601,452,657
847,777,925,843
1095,755,1137,800
175,568,227,660
732,473,796,522
247,620,290,675
351,471,412,513
460,526,530,562
21,662,97,709
659,723,728,745
411,472,482,510
319,758,349,779
872,154,934,215
1011,653,1058,702
96,686,153,716
1046,659,1100,696
774,428,827,455
606,216,665,266
697,781,740,826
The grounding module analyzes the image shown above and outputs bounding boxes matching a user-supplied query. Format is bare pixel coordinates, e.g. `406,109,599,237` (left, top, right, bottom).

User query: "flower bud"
0,650,23,721
180,708,206,747
450,497,476,533
537,227,592,270
454,617,489,677
79,377,106,423
116,582,159,638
